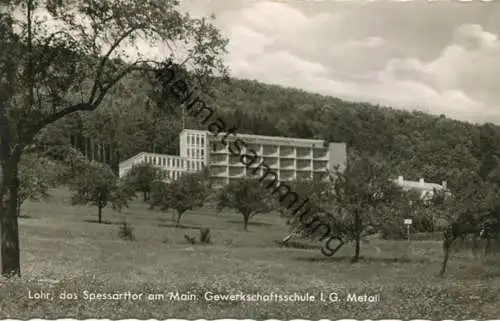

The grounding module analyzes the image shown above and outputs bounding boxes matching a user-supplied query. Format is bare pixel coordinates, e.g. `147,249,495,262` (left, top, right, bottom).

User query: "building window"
201,137,204,145
201,150,204,157
212,143,216,152
187,149,190,157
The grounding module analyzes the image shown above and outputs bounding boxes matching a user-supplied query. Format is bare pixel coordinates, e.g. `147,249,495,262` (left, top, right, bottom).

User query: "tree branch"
88,26,145,102
39,102,92,130
32,30,75,76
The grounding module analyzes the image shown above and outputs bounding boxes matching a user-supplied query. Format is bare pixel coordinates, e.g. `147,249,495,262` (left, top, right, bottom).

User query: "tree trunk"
175,211,182,227
243,213,250,231
16,195,21,217
440,234,455,276
282,233,294,245
352,233,361,262
0,158,22,277
485,238,491,256
472,235,478,257
143,191,147,202
352,210,361,262
98,205,102,223
90,139,95,161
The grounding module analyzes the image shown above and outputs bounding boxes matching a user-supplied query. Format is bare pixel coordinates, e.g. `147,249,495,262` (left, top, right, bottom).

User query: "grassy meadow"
0,187,499,319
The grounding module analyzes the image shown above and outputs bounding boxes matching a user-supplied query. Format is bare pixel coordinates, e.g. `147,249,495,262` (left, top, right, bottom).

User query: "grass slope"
0,188,499,319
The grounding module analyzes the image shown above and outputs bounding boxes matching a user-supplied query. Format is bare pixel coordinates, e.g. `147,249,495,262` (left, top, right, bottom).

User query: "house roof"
394,180,445,191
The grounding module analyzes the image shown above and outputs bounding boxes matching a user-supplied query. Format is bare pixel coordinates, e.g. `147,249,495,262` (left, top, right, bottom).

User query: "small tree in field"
438,172,499,275
151,169,211,227
123,163,166,202
216,178,275,231
331,152,403,262
286,152,402,261
69,161,131,223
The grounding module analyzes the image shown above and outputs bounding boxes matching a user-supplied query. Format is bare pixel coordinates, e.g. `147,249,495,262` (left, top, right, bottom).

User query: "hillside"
177,77,492,187
56,73,498,190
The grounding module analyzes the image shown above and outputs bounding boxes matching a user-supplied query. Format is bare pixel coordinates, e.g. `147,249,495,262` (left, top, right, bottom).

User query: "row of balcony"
210,143,329,159
210,166,328,178
210,155,328,168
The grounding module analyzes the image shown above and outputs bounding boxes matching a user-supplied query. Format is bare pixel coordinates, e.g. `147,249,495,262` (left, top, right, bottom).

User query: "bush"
184,234,196,245
380,224,406,240
182,228,212,245
118,220,136,241
199,228,211,244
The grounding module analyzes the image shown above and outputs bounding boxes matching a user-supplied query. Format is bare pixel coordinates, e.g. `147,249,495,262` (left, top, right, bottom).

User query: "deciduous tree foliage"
0,0,228,277
122,163,166,202
69,161,132,224
333,152,404,262
17,152,56,217
279,179,334,244
293,151,404,262
439,171,500,275
150,168,211,227
216,178,275,231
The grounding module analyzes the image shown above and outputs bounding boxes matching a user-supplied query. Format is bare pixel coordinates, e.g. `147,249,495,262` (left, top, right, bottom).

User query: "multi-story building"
119,129,347,186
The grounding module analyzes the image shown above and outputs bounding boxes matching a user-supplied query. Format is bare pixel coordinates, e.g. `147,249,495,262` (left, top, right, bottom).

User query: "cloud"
213,0,499,123
380,24,500,121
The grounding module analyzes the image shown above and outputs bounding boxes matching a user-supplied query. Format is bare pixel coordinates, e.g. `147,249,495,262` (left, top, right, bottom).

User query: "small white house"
393,175,450,202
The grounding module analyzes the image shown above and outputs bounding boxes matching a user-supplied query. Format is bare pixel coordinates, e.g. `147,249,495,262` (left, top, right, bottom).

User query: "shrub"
184,234,196,245
199,228,211,244
118,220,136,241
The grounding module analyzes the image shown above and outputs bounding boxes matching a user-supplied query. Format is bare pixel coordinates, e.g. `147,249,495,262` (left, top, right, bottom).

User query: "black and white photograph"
0,0,499,319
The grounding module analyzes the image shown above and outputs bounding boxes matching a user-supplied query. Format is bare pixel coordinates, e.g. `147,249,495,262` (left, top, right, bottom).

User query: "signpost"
404,218,413,245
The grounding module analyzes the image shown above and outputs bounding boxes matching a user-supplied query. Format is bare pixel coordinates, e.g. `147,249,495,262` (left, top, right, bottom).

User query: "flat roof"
393,180,445,191
143,152,186,160
181,128,330,145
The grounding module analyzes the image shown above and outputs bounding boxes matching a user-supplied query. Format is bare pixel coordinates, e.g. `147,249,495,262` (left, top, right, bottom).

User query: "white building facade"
118,152,191,182
393,175,449,202
119,129,347,186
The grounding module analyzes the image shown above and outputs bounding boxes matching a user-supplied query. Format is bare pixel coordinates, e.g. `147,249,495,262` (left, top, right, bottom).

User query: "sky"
177,0,500,124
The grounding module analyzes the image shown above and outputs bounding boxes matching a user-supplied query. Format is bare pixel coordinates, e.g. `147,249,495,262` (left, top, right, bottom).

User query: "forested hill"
57,74,500,191
191,77,493,188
